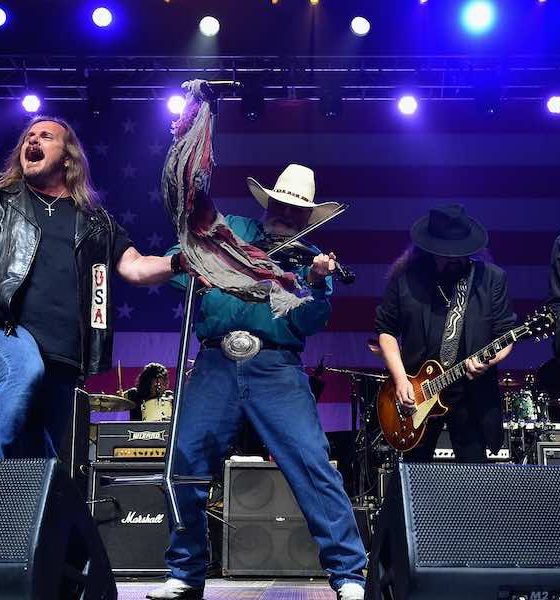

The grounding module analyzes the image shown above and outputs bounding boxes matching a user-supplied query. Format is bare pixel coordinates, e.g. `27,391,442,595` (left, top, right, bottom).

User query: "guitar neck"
429,327,524,395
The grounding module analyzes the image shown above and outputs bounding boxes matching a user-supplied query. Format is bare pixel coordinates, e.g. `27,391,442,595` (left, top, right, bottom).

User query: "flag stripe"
215,101,560,135
212,166,560,198
215,133,560,167
214,197,560,233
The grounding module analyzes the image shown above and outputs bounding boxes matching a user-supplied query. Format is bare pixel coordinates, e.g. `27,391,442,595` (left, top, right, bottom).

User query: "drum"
510,388,549,424
141,391,173,422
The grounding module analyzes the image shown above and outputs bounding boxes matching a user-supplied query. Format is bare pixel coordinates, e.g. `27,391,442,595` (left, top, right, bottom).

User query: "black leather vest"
0,181,116,376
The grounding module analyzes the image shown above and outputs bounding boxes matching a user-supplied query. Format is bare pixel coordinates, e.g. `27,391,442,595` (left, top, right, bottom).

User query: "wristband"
170,252,185,275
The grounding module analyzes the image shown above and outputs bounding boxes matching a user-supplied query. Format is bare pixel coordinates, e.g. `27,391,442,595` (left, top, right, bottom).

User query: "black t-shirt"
16,190,132,368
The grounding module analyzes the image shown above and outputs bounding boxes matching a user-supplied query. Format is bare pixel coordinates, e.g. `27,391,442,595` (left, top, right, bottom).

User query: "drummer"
126,363,170,420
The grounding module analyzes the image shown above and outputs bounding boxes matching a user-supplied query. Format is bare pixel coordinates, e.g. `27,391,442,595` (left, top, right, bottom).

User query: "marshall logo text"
120,511,165,525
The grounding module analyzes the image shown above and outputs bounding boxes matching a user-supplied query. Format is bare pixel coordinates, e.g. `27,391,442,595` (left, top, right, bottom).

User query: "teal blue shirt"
168,215,332,350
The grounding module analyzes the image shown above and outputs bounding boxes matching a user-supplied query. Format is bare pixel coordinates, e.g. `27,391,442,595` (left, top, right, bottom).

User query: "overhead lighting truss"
0,54,558,103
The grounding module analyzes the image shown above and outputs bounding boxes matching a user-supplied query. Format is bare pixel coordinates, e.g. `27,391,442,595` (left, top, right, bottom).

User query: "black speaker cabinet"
0,458,116,600
90,461,169,576
59,388,91,498
222,460,324,577
366,462,560,600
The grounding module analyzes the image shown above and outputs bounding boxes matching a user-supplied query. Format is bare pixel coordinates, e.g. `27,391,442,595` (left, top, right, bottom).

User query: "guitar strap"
439,262,475,368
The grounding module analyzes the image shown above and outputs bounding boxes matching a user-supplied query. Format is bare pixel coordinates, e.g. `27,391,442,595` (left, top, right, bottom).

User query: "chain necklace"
28,186,65,217
436,283,451,308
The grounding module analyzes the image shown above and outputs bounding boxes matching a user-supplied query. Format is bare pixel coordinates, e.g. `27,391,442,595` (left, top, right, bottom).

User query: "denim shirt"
168,215,333,350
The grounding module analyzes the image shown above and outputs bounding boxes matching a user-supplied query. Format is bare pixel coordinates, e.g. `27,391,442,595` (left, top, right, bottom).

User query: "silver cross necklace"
28,186,65,216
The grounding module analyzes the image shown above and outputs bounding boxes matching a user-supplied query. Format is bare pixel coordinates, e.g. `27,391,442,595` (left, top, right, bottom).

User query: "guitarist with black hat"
375,204,516,462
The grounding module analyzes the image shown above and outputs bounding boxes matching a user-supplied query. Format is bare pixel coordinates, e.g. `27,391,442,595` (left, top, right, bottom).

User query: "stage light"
167,95,187,115
350,17,370,37
420,0,429,4
199,16,220,37
460,1,496,35
0,8,7,27
397,95,418,116
547,96,560,115
22,94,41,113
92,7,113,27
309,0,320,5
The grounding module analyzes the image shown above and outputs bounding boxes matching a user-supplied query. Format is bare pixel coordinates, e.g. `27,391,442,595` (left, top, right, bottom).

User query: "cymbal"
89,393,136,411
499,373,520,388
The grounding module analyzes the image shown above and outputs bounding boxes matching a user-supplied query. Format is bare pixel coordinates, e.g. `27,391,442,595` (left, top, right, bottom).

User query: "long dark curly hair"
135,363,169,399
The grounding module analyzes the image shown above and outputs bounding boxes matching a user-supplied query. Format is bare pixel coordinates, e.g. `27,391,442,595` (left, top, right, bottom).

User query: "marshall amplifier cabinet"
96,421,169,460
89,462,169,576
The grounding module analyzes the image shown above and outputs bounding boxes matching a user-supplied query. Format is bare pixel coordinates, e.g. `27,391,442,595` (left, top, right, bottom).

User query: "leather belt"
201,330,298,360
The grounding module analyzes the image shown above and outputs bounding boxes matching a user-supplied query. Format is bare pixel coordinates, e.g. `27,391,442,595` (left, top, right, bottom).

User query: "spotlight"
167,95,187,115
199,16,220,37
22,94,41,113
309,0,320,5
92,7,113,27
461,1,496,35
0,8,7,27
547,96,560,115
420,0,429,3
350,17,371,37
397,95,418,116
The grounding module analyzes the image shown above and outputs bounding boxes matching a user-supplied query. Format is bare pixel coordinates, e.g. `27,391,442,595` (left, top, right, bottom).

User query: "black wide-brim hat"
410,204,488,257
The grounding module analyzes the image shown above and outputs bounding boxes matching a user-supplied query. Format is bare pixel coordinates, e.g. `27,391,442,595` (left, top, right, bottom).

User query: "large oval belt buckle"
220,331,262,361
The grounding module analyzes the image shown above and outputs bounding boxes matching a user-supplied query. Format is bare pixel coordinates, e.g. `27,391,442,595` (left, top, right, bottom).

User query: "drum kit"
499,359,560,463
87,361,176,423
500,359,560,429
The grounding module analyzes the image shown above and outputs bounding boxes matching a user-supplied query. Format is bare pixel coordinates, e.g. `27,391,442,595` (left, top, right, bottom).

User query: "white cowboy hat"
247,164,342,226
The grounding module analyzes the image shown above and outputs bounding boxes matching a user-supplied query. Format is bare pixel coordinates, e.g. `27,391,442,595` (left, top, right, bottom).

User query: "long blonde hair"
0,116,99,210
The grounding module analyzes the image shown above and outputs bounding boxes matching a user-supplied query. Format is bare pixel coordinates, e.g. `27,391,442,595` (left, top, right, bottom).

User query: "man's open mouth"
25,147,45,163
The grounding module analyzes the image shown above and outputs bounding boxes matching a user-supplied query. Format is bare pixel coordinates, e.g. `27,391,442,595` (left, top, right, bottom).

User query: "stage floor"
117,579,335,599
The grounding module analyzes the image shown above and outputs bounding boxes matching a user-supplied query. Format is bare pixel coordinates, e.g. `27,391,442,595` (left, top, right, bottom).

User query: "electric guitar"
377,307,556,452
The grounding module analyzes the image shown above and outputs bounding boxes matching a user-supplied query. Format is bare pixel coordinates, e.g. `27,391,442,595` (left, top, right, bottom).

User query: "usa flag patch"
91,263,108,329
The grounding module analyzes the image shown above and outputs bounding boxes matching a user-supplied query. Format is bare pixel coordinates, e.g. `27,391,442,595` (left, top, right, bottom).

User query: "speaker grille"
0,459,50,562
404,463,560,568
223,462,323,576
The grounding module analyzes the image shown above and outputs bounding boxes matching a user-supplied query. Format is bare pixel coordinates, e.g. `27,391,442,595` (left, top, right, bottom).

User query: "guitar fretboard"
427,326,527,397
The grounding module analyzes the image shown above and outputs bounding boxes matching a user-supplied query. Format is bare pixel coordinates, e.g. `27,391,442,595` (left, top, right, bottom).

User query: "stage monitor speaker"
0,458,116,600
222,460,325,577
366,462,560,600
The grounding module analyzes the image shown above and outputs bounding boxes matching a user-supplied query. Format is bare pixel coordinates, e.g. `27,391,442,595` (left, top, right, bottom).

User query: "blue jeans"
166,348,366,590
0,326,77,459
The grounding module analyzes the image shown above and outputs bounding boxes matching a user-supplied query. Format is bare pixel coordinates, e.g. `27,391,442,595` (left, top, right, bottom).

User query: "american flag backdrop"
1,99,559,431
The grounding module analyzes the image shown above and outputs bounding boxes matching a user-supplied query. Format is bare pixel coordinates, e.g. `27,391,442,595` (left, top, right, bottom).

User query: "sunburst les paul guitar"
377,307,556,452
